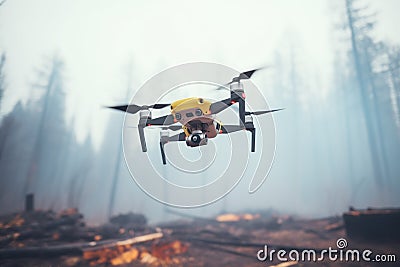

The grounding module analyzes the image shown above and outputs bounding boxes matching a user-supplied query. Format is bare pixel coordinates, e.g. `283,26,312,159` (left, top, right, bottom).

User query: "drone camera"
186,130,208,147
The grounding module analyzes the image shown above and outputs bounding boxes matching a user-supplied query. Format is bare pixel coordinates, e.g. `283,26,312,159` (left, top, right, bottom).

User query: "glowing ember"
83,239,187,266
140,251,158,265
216,214,241,222
242,213,260,220
110,248,139,265
59,208,78,216
52,232,60,240
3,215,25,228
216,213,260,222
270,261,298,267
152,240,188,260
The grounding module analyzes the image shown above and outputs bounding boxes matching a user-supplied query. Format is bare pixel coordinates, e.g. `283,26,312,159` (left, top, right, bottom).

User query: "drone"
108,68,283,165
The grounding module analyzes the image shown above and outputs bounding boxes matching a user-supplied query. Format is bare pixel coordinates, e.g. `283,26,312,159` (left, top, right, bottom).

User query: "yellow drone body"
170,97,212,114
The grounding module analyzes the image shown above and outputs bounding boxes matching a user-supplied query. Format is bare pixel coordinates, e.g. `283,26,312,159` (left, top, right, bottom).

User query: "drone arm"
217,124,245,134
168,132,186,142
146,114,176,126
209,97,239,115
137,114,178,154
211,93,245,126
217,122,256,152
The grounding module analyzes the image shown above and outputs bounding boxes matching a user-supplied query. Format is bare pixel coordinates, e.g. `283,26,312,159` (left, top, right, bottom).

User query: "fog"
0,0,399,224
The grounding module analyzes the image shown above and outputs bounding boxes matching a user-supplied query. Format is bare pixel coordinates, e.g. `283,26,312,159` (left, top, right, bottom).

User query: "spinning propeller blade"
215,66,270,90
245,108,284,115
108,103,170,114
238,67,266,80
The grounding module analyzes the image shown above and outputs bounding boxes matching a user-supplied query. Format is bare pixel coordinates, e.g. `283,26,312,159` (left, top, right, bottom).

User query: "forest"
0,0,399,225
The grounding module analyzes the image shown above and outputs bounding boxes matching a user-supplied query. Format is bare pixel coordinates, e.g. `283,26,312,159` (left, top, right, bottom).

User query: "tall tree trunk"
107,138,123,219
345,0,383,186
24,60,59,196
338,66,356,187
387,52,400,131
363,49,390,183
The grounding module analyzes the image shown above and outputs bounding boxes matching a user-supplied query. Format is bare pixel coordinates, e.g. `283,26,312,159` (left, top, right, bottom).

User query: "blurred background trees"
0,0,399,224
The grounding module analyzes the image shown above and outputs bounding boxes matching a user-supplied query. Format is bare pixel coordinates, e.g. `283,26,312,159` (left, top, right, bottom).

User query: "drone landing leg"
239,97,246,126
250,128,255,152
159,142,167,165
158,132,185,165
138,125,147,152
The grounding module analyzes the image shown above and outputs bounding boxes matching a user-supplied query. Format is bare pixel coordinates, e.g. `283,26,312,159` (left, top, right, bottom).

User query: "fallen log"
0,232,163,260
0,213,86,247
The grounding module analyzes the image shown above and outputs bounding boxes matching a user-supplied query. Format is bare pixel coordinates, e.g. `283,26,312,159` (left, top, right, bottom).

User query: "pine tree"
24,56,68,207
345,0,386,185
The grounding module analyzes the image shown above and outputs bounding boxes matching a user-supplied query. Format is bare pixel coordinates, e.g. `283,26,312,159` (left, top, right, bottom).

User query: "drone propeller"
216,66,269,90
237,67,267,81
244,108,284,116
108,103,170,114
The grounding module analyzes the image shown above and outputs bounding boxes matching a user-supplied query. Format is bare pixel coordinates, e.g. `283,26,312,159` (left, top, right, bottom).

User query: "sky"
0,0,399,148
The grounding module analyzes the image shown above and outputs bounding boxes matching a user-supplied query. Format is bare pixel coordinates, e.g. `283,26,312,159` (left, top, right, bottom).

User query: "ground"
0,209,398,267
